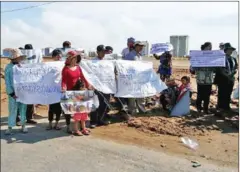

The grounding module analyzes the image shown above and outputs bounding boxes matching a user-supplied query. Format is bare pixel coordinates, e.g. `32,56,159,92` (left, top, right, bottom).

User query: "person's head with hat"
134,41,145,53
224,43,236,56
63,41,71,49
105,46,113,54
127,37,135,49
65,50,79,66
3,48,26,63
219,43,224,50
96,45,106,60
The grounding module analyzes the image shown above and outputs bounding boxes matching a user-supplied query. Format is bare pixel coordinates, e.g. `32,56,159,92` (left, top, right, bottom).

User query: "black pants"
48,103,62,122
196,84,212,111
217,81,234,110
160,94,168,110
115,97,128,110
26,104,34,120
90,91,110,124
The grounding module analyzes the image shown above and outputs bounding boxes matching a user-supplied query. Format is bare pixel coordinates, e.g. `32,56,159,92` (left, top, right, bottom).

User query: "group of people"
3,38,238,136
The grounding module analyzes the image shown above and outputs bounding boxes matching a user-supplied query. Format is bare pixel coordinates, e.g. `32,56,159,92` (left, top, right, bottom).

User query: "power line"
1,2,56,14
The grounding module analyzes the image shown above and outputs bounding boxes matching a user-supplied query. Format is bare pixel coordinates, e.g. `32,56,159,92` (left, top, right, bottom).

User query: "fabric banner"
170,91,190,117
150,43,173,55
20,49,43,64
13,61,65,104
115,60,167,98
190,50,226,67
80,60,116,94
60,90,99,114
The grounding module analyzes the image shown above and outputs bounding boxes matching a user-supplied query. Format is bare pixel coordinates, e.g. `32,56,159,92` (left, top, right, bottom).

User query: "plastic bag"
181,137,199,150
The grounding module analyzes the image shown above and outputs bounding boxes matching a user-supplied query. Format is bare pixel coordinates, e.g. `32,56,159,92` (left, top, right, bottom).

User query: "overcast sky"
1,2,238,53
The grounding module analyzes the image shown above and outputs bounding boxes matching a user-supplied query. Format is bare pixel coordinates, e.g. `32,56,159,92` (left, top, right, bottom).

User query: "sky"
1,1,239,53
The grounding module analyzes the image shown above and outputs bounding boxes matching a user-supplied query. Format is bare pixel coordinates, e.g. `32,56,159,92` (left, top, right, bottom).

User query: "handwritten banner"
60,90,99,114
80,60,116,94
150,43,173,54
13,61,65,104
190,50,226,67
115,60,167,98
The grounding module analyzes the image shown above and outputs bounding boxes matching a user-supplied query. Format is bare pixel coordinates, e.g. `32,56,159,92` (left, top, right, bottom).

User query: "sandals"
82,129,90,135
73,131,83,136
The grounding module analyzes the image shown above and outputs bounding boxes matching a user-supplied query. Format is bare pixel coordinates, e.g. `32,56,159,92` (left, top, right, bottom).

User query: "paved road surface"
1,118,237,172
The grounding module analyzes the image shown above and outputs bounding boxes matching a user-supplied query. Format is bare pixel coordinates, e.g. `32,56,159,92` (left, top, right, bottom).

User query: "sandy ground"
0,58,239,169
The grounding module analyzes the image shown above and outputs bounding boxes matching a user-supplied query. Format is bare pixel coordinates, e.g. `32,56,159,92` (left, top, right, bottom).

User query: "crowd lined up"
3,38,238,136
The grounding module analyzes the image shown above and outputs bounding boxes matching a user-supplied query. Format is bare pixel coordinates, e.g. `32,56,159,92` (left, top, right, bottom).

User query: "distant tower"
170,35,189,57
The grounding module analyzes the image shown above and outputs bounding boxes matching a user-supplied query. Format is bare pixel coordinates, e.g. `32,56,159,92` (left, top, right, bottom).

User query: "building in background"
42,47,54,56
170,35,189,57
140,41,150,56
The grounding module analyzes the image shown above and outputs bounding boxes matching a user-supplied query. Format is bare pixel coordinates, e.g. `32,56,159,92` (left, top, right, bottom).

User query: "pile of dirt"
127,116,221,137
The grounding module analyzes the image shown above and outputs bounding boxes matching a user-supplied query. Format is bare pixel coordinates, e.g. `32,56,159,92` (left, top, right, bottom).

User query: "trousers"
48,103,62,122
217,81,234,110
8,96,27,127
196,84,212,111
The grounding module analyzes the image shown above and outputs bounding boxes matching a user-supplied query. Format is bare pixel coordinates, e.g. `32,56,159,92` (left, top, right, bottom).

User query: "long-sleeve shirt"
61,66,89,90
5,63,15,96
124,50,142,61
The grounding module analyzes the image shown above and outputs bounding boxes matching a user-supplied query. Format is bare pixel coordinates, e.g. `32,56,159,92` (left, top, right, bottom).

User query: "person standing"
24,44,38,124
121,37,135,59
4,48,28,134
124,41,147,115
193,42,215,114
46,49,63,130
215,43,238,112
90,45,112,126
157,51,173,82
61,50,90,133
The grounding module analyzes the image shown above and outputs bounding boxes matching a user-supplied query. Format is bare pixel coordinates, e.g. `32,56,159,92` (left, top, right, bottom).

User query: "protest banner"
190,50,226,67
20,49,43,64
13,61,65,104
60,90,99,114
170,91,190,117
80,60,116,94
150,43,173,55
115,60,167,98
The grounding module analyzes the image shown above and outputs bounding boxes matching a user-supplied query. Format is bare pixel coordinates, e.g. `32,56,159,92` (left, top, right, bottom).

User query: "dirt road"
1,119,237,172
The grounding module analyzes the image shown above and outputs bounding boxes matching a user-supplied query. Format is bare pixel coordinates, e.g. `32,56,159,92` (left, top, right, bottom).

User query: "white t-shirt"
20,49,43,64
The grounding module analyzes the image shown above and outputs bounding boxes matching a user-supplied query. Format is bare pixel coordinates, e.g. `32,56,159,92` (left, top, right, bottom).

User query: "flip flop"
73,131,83,136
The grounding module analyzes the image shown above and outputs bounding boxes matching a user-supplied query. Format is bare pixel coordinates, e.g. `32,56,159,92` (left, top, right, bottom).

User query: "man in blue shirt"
124,41,145,61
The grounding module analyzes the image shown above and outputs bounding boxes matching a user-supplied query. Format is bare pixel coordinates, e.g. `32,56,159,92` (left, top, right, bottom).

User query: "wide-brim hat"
3,48,26,60
134,41,145,47
224,43,236,51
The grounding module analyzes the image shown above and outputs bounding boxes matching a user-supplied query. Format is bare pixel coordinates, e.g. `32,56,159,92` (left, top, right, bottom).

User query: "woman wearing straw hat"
4,48,28,135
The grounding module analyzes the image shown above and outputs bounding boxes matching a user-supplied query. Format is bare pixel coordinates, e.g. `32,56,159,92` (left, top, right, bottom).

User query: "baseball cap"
97,45,106,52
66,50,78,58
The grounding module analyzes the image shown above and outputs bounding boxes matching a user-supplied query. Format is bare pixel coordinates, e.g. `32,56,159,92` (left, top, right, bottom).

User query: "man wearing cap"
122,37,135,59
124,41,148,114
4,48,28,134
90,45,111,126
215,43,238,112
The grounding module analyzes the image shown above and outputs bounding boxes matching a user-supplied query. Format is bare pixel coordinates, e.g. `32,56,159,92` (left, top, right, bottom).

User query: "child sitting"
160,78,179,112
177,76,192,102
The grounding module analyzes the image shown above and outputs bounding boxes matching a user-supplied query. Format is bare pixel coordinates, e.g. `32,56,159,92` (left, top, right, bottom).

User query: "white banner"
150,43,173,55
190,50,226,67
13,61,65,104
60,90,99,114
20,49,43,64
80,60,116,94
115,60,167,98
